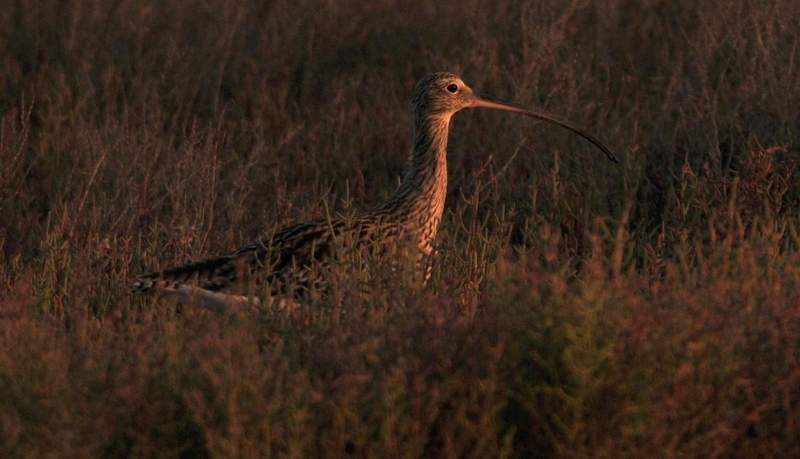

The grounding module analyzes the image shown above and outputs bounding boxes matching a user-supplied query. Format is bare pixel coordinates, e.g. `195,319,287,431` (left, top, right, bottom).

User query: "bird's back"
133,212,414,299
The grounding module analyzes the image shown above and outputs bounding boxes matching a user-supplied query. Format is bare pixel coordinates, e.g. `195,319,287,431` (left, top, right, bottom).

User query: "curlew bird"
133,72,617,311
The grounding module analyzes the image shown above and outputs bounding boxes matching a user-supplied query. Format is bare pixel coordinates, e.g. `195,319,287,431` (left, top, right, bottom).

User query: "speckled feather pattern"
133,73,617,303
134,73,464,298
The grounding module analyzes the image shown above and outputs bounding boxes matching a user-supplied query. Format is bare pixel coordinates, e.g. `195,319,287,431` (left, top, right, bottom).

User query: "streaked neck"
385,113,451,215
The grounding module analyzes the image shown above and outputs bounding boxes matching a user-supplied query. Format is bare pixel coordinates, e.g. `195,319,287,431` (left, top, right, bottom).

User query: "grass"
1,0,799,457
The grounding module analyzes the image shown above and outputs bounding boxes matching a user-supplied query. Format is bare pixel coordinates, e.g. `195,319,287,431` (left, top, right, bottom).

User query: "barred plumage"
133,72,617,310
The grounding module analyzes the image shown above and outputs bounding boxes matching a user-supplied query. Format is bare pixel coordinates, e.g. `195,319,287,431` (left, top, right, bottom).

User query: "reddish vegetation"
1,0,799,457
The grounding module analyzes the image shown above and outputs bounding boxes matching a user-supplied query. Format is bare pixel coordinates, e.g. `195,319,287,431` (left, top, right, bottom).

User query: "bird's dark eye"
446,83,459,93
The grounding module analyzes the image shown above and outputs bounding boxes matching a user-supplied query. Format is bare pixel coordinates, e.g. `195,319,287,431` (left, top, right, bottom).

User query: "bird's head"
411,72,619,163
411,72,476,116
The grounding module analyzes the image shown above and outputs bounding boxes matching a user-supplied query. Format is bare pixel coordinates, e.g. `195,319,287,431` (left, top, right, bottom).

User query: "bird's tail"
132,255,239,293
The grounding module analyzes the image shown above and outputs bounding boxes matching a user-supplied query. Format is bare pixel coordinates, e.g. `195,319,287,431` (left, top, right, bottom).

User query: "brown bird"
133,72,617,310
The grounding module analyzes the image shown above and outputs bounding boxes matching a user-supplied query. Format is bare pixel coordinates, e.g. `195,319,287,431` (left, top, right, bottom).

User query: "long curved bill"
471,96,619,163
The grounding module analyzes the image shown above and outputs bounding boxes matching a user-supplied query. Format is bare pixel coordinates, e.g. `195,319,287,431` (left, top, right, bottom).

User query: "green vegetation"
1,0,799,456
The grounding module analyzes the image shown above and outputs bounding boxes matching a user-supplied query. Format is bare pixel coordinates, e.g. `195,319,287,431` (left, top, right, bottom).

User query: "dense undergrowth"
1,0,799,457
